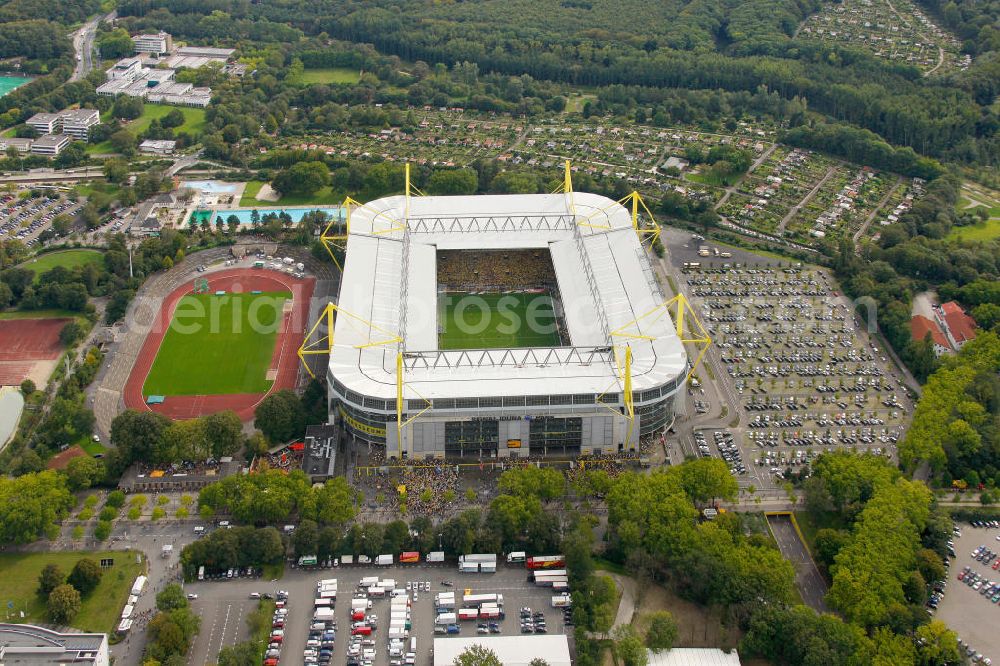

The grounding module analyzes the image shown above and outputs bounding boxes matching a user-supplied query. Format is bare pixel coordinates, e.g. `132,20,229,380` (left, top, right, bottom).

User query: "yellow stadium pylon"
610,293,712,383
297,302,403,379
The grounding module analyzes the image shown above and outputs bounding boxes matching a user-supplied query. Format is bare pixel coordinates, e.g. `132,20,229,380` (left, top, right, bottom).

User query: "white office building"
26,112,60,135
132,32,173,56
59,109,101,139
30,133,71,156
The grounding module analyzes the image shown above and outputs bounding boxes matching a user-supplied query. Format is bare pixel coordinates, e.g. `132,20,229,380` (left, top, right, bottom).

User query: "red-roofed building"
910,315,951,356
936,301,977,350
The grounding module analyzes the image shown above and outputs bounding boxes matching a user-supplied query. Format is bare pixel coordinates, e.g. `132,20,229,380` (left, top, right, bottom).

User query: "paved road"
70,12,114,82
766,514,829,613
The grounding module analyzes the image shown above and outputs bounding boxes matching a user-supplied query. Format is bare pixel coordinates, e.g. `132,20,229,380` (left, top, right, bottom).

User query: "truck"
376,554,394,566
531,569,567,581
161,544,173,558
368,586,386,598
380,579,396,591
506,551,526,563
459,562,479,574
458,608,479,621
459,554,497,564
298,555,318,567
351,598,370,612
435,612,457,625
197,566,205,581
312,608,335,621
426,551,445,563
400,551,419,564
314,598,333,608
340,555,354,565
359,576,379,588
478,604,504,620
435,593,455,609
480,562,496,574
317,588,337,600
130,576,147,596
534,576,568,588
463,593,504,606
388,627,408,639
551,594,572,608
526,555,565,570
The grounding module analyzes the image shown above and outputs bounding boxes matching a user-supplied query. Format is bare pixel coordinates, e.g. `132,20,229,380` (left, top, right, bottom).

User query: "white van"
193,526,205,535
409,637,417,653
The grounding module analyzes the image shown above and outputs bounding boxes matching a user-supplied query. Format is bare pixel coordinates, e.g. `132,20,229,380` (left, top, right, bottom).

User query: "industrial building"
97,58,213,107
0,623,109,665
321,187,692,459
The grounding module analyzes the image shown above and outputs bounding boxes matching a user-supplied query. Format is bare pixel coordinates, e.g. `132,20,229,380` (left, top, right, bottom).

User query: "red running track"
123,269,316,421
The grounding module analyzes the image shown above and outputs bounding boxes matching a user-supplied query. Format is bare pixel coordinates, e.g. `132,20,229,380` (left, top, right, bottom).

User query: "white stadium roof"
330,191,687,401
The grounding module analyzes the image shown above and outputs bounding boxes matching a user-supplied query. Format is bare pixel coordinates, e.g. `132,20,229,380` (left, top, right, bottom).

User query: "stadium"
308,178,697,459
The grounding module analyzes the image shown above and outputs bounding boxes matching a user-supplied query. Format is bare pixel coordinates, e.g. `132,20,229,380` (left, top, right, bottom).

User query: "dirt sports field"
0,317,70,386
123,269,315,420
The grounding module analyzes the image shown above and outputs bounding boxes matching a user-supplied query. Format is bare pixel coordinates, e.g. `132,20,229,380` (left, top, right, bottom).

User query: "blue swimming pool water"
180,180,240,194
0,75,30,98
214,207,345,226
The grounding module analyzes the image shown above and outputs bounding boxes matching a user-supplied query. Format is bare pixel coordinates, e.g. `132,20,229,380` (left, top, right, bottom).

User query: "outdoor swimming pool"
219,207,345,225
179,180,241,194
0,75,30,98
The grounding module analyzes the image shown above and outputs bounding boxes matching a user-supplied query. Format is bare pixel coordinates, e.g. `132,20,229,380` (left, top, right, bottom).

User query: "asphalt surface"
70,13,113,82
936,523,1000,664
766,513,829,613
182,564,567,666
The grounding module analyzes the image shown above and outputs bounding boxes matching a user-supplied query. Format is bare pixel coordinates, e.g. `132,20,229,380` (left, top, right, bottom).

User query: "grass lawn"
438,292,562,350
948,216,1000,242
239,181,344,207
0,550,145,633
143,291,290,396
0,308,81,320
20,249,103,282
87,104,207,154
78,436,107,457
299,68,361,85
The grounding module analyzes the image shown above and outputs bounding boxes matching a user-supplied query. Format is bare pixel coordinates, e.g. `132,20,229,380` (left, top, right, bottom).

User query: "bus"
526,555,565,570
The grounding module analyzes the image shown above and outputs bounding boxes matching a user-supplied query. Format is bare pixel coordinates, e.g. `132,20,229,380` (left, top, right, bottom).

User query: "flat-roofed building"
26,112,60,135
0,622,109,665
30,133,71,156
59,108,100,140
0,137,33,153
433,635,570,666
139,139,176,155
107,57,145,81
132,31,173,56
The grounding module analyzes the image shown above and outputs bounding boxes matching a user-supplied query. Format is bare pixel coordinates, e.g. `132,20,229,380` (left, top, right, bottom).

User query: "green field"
88,104,207,154
298,68,361,85
949,218,1000,242
438,291,563,350
239,180,345,207
20,249,103,282
0,550,145,633
144,292,290,396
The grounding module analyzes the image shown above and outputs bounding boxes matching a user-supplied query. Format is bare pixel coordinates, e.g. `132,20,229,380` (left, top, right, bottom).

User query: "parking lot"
0,190,78,246
667,230,913,490
182,563,569,666
937,522,1000,665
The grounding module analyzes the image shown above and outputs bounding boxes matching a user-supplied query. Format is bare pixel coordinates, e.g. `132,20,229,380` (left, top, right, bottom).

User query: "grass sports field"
20,249,103,282
438,291,562,350
143,291,289,396
0,550,145,633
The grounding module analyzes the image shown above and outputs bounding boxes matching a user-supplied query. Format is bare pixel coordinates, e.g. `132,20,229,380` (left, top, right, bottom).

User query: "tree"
38,563,65,596
428,168,478,195
613,625,648,666
915,620,961,666
271,161,329,197
254,390,307,443
644,611,678,650
59,320,84,347
20,378,35,395
293,519,319,557
67,558,102,595
94,520,112,540
0,470,75,544
452,645,502,666
156,584,188,612
47,584,81,623
102,158,129,184
110,129,137,156
64,455,104,491
676,457,738,505
203,411,244,458
112,96,144,121
311,477,356,527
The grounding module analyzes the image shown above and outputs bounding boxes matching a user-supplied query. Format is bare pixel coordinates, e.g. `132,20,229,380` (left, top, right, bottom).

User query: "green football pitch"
143,291,290,396
438,291,563,350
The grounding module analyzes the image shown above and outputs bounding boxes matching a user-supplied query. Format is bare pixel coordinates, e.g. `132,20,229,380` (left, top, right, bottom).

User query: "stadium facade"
326,190,689,459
